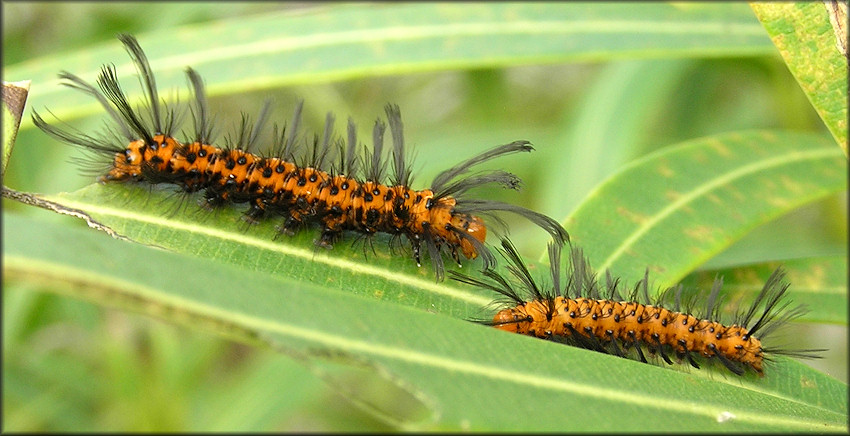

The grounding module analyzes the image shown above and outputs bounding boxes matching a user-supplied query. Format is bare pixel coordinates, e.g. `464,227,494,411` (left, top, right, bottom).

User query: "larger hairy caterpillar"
450,239,822,376
31,34,568,280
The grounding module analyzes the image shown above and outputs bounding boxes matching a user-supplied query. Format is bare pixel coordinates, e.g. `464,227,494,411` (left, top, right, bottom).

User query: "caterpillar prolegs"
31,34,568,280
450,239,822,376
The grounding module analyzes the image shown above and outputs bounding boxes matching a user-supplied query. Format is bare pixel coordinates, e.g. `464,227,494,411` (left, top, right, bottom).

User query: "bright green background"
3,2,847,432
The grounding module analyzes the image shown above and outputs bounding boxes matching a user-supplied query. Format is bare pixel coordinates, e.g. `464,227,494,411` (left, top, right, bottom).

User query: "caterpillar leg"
447,244,462,267
654,337,674,365
685,351,701,370
241,201,267,225
317,228,342,249
629,332,649,363
710,344,746,376
607,332,626,357
200,189,230,211
276,214,304,236
409,236,423,267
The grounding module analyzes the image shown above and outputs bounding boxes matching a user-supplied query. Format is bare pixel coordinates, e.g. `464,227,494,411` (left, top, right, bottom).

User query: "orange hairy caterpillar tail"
450,238,823,376
31,34,568,281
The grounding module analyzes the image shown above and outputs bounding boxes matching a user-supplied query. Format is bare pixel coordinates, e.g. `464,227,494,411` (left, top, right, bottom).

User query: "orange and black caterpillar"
450,239,822,375
32,34,568,280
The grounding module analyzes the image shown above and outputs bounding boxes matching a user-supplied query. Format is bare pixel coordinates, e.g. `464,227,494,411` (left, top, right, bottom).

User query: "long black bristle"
117,33,162,135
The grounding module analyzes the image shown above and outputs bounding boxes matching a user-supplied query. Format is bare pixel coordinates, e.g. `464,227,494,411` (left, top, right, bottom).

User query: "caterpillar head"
450,213,487,259
493,298,563,338
426,196,487,260
102,135,179,182
492,307,528,334
103,139,146,181
714,326,765,374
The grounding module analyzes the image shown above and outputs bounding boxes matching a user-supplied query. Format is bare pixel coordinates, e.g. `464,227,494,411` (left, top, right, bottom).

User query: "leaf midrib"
158,19,768,71
47,191,493,307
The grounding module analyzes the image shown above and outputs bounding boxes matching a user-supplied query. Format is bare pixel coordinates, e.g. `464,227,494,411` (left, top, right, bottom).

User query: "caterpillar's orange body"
494,297,764,373
33,35,567,280
452,239,819,376
106,138,487,259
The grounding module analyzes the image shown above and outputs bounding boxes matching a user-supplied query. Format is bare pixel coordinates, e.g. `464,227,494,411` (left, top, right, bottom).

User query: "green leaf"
681,256,848,324
4,213,846,431
17,184,494,319
7,3,773,127
564,130,847,287
750,2,849,153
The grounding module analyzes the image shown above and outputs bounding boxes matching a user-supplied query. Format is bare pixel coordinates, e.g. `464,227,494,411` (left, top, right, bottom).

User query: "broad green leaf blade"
750,2,849,153
4,213,846,431
21,184,495,320
681,256,848,325
7,2,774,127
563,130,847,287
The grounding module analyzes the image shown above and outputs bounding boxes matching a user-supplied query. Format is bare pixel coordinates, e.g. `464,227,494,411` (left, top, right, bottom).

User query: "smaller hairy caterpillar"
450,238,822,376
31,34,568,280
